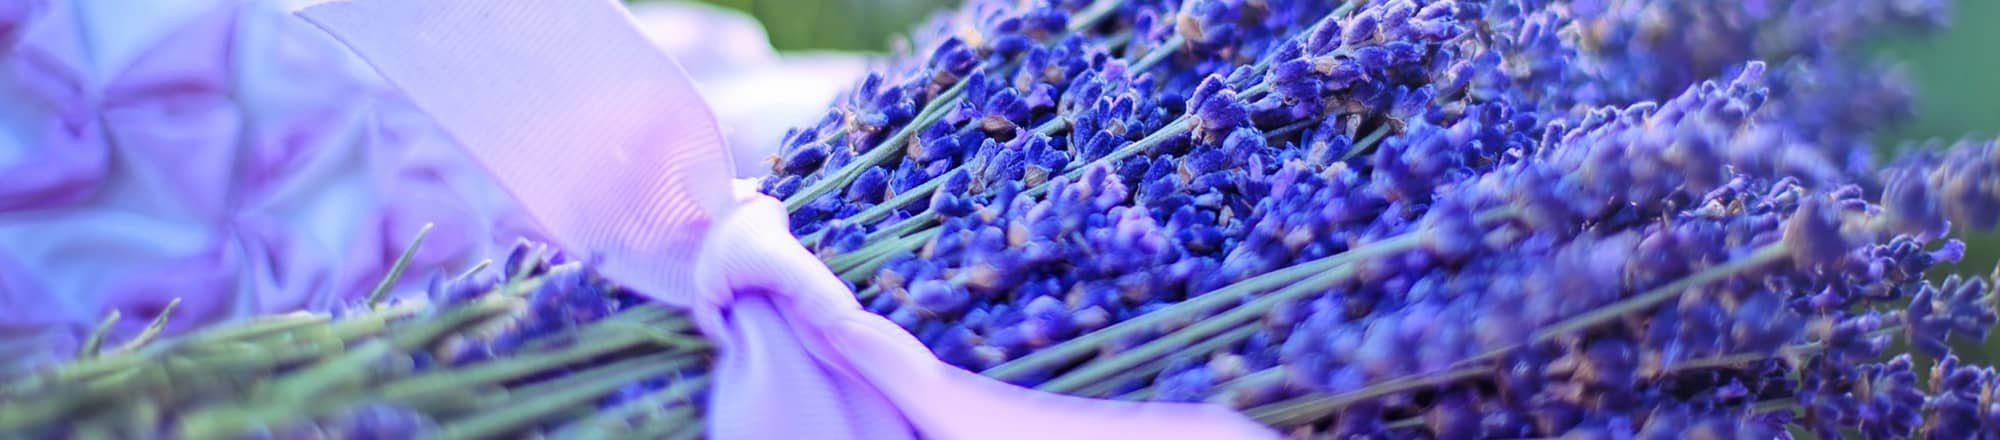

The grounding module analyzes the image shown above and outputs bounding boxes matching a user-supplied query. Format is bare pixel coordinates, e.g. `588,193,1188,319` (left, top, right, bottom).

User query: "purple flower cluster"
752,0,2000,436
428,241,636,365
410,241,709,427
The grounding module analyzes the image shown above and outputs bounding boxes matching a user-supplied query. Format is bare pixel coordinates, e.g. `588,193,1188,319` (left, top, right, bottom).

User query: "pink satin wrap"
297,0,1278,438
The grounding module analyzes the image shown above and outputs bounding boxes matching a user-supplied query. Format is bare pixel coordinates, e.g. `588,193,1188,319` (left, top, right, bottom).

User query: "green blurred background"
1872,1,2000,284
1867,0,2000,364
691,0,954,52
684,0,2000,358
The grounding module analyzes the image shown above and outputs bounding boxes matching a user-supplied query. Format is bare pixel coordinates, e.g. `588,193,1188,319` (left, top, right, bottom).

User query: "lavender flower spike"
297,0,1276,439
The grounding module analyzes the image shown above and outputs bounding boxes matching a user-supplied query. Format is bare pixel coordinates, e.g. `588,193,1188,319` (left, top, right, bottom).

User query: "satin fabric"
0,0,861,371
300,0,1279,438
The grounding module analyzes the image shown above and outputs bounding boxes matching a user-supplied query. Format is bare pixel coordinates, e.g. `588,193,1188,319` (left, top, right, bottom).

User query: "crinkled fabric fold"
0,0,518,370
0,0,859,372
297,0,1278,438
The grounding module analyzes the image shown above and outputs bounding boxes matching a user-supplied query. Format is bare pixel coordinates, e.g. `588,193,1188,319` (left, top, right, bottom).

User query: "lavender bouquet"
8,0,2000,438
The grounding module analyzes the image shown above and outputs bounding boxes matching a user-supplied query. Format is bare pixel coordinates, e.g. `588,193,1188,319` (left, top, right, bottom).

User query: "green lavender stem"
986,206,1521,384
182,312,330,346
370,223,433,307
1535,245,1789,345
0,303,425,430
1236,241,1795,426
110,297,180,355
559,375,711,440
1661,326,1902,376
795,5,1160,248
169,281,540,436
1338,124,1393,161
831,227,944,276
459,259,493,280
1038,264,1360,393
1205,368,1286,403
823,116,1196,273
785,80,972,212
825,76,1403,284
76,310,121,360
1378,367,1812,432
1069,324,1260,398
983,233,1422,380
1246,363,1486,426
630,406,702,439
4,223,717,439
438,353,697,440
517,306,686,352
377,332,656,404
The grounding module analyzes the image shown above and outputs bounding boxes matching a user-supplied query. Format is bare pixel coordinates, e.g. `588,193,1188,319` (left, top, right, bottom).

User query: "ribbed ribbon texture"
298,0,1278,438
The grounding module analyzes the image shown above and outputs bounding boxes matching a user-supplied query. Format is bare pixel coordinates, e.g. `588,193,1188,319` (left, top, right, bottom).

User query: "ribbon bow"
298,0,1278,438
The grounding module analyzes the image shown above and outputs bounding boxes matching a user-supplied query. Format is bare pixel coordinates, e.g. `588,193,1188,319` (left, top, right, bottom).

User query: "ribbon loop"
299,0,732,308
300,0,1279,438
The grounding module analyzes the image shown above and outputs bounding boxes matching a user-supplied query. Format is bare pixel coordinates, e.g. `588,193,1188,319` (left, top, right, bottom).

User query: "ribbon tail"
823,313,1282,440
707,193,1280,440
710,295,916,440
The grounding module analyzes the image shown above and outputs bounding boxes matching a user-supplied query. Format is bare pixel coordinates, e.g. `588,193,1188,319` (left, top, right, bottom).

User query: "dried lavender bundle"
0,240,713,438
8,0,2000,438
764,0,2000,437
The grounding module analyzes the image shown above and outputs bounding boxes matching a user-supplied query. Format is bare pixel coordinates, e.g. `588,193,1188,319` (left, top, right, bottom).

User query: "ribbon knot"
299,0,1279,438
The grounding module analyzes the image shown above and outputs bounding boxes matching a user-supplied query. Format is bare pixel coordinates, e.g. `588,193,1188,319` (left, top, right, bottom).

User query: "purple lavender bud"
1342,8,1380,45
1920,355,1994,438
1906,275,1998,357
780,142,831,175
1575,337,1638,390
1931,239,1967,265
821,221,869,254
1070,305,1112,333
1189,91,1249,144
1019,6,1067,38
725,1,2000,436
846,167,889,203
1303,15,1343,54
1016,294,1071,344
503,239,544,279
1417,200,1481,264
1421,391,1482,438
1353,46,1393,71
910,279,972,317
1384,41,1425,65
428,268,501,306
766,174,803,200
1154,361,1217,403
940,167,974,195
329,403,437,439
1728,292,1797,353
1855,356,1926,438
1176,0,1243,47
931,190,976,218
929,323,987,368
1782,195,1852,267
928,37,980,84
1930,140,2000,230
